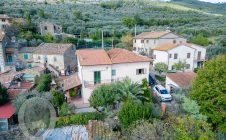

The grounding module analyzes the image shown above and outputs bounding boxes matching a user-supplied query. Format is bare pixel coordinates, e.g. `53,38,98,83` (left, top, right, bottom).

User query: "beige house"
133,31,187,56
33,43,76,75
0,14,12,31
18,47,37,68
39,22,62,36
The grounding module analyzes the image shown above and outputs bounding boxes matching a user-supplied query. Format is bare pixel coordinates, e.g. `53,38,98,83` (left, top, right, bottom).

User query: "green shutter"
24,53,28,60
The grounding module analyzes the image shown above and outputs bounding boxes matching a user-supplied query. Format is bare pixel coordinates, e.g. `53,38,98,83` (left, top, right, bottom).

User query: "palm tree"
116,78,149,102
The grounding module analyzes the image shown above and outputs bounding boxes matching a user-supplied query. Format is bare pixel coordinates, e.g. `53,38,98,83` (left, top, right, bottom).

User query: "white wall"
78,61,150,103
168,45,195,71
165,76,180,92
33,54,65,71
153,50,169,65
133,33,187,55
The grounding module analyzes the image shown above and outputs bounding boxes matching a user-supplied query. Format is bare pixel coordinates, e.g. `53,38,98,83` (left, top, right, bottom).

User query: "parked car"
153,85,172,102
148,73,156,86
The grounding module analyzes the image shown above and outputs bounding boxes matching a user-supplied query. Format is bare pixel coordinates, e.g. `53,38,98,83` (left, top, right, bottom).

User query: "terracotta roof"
107,48,151,64
153,43,196,51
76,49,112,66
166,72,196,88
0,102,15,119
19,47,38,53
9,82,34,90
63,74,81,91
134,31,170,39
8,89,26,100
34,43,73,55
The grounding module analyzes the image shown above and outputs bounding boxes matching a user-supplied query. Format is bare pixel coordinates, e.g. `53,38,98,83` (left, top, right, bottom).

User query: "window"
198,51,201,60
187,53,191,58
141,40,144,43
2,19,5,22
146,40,149,43
154,40,156,44
133,47,136,51
54,57,57,62
112,69,116,76
94,71,101,84
44,26,47,30
169,54,172,58
173,40,176,44
134,39,136,43
174,53,178,59
56,66,59,69
186,64,190,69
54,25,56,30
38,56,41,60
24,53,28,60
136,68,146,75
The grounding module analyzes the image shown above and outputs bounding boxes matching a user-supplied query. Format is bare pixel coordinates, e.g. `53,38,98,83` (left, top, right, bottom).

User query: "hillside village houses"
152,43,206,71
133,31,187,56
76,48,151,103
39,21,63,36
133,31,206,71
0,14,12,31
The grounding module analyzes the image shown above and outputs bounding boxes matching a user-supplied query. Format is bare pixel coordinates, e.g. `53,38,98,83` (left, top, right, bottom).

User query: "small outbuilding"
165,72,196,93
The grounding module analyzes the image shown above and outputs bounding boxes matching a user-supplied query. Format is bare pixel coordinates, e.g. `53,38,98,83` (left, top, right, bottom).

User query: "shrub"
69,89,76,97
35,74,52,92
56,112,106,127
118,99,153,129
0,83,8,105
51,90,65,108
59,102,70,117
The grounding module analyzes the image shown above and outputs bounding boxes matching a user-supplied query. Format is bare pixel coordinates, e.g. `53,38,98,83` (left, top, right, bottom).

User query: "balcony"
84,78,124,89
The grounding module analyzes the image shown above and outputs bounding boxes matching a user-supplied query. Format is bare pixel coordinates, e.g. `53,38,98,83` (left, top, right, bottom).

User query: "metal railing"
84,78,124,88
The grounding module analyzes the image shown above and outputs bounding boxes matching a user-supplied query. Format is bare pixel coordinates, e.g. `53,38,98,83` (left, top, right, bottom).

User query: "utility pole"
102,30,104,49
135,24,137,37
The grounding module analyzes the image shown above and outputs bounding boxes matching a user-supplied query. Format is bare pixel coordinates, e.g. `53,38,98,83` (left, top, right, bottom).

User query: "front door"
94,71,101,85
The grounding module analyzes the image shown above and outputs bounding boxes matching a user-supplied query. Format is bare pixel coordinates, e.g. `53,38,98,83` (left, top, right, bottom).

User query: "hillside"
1,0,226,39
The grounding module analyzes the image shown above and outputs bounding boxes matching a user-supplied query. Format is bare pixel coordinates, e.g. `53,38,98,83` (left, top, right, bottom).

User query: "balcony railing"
84,78,124,88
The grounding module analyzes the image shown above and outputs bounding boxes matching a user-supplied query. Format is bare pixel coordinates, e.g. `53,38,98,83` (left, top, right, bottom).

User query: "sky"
198,0,226,3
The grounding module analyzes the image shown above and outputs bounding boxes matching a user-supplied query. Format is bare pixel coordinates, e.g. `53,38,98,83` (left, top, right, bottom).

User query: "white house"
133,31,187,56
152,43,206,71
76,48,151,103
33,43,76,75
165,72,196,93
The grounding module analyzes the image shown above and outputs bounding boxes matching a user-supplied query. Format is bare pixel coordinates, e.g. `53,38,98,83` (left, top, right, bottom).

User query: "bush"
51,90,65,108
69,89,76,97
35,74,52,92
89,84,120,109
118,99,153,129
59,102,70,117
56,112,106,127
0,83,8,105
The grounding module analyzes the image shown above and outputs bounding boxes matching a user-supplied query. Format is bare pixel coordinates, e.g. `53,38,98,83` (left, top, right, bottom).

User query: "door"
198,51,201,60
94,71,101,85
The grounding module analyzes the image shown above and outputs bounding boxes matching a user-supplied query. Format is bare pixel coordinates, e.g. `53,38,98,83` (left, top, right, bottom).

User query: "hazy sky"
199,0,226,3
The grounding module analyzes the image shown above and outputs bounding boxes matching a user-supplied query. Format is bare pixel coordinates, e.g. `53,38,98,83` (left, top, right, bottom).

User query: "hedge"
56,112,106,127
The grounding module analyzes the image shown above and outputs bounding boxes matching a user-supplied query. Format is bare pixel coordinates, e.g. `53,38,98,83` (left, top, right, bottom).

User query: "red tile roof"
134,31,170,39
8,89,26,100
34,43,73,55
153,43,196,51
0,102,15,119
107,48,151,64
76,49,112,66
9,82,34,90
166,72,196,88
63,73,81,91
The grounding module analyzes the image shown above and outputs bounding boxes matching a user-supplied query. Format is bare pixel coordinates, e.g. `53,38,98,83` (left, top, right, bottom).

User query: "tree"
51,90,65,108
154,62,168,74
190,34,210,46
59,102,70,117
89,84,120,109
173,116,215,140
116,78,144,102
43,33,53,43
121,33,133,51
173,60,186,71
35,74,52,92
0,83,8,105
121,17,136,28
129,120,174,140
118,99,152,129
190,54,226,134
140,79,152,103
